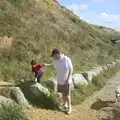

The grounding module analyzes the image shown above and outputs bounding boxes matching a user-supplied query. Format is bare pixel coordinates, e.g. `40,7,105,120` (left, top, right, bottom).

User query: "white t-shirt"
53,54,73,85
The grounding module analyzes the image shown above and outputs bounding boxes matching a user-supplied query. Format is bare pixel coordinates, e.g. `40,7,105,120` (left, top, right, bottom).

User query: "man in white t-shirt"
51,49,73,114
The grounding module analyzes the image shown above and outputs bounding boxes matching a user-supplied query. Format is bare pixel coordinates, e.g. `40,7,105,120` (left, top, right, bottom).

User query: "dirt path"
26,72,120,120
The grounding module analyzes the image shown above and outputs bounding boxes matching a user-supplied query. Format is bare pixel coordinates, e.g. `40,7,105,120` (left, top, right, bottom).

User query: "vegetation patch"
0,0,120,81
0,104,28,120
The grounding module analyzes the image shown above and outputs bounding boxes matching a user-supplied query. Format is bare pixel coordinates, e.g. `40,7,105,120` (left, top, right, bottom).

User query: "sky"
57,0,120,31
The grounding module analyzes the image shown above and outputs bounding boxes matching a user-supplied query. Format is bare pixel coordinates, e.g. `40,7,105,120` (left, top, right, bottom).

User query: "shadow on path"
91,99,115,110
91,99,120,120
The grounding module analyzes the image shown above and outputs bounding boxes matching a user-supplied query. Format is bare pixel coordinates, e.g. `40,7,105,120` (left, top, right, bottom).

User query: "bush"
0,104,28,120
29,93,59,110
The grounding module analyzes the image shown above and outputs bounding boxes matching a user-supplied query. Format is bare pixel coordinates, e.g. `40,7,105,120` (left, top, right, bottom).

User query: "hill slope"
0,0,120,81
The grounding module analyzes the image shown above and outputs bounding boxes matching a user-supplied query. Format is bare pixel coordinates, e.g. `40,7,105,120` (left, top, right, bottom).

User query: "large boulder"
19,81,51,102
102,65,108,71
30,83,50,97
42,77,57,92
72,74,88,86
96,66,104,73
107,64,113,69
83,66,105,82
19,81,58,109
112,61,117,66
10,87,31,108
83,71,97,82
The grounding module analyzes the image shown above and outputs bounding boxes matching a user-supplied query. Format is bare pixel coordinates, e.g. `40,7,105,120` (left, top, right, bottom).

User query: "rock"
98,107,114,120
83,61,120,82
107,64,113,68
96,66,104,73
112,61,117,66
83,67,103,82
0,95,14,106
83,71,95,82
19,80,50,97
19,79,25,83
42,77,57,92
72,74,88,85
10,87,31,108
19,81,58,109
115,59,120,64
48,77,57,92
102,65,108,71
30,83,50,97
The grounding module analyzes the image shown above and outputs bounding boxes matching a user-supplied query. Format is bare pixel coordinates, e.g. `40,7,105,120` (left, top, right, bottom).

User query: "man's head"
51,49,61,60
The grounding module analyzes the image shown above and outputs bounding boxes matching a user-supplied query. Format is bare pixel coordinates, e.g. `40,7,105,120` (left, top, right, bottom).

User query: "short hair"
31,60,36,65
51,48,60,57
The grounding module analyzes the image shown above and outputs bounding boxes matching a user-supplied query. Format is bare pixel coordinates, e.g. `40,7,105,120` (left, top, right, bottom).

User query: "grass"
29,93,59,110
0,0,120,82
0,104,28,120
71,65,120,105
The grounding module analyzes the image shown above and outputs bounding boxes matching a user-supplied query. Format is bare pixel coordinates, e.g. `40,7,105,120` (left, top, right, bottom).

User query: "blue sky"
57,0,120,31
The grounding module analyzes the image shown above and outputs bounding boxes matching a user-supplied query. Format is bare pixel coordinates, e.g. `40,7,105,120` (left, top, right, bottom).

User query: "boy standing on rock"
31,60,44,83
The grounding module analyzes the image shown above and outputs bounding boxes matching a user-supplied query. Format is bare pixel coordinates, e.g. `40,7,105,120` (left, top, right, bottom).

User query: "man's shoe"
59,104,68,112
66,107,72,114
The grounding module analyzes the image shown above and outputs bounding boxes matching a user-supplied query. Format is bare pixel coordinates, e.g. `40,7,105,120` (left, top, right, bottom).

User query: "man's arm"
66,57,73,85
66,67,72,84
42,63,52,67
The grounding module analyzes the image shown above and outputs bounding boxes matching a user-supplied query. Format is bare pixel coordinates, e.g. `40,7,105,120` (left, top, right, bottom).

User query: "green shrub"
0,104,28,120
29,93,59,110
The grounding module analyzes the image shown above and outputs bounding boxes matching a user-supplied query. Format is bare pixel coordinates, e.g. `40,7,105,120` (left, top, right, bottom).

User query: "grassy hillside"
0,0,120,82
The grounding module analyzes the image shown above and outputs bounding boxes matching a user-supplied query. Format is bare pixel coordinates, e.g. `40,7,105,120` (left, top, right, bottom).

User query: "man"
51,49,73,114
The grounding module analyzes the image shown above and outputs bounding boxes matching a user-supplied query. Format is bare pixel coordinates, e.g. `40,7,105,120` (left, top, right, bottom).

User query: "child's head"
31,60,36,65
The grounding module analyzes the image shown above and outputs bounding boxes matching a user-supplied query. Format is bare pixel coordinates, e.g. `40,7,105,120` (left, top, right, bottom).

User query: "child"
31,60,44,83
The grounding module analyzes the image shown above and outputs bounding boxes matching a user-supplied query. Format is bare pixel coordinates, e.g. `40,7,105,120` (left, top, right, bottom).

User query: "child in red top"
31,60,44,83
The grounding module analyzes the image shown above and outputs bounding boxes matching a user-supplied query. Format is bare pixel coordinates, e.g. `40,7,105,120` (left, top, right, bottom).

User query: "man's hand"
43,63,52,66
65,67,71,85
65,80,69,88
65,79,69,85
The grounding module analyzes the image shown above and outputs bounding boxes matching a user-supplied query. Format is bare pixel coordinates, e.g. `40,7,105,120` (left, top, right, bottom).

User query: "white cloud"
98,12,120,22
67,4,88,16
81,17,92,23
91,0,107,2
